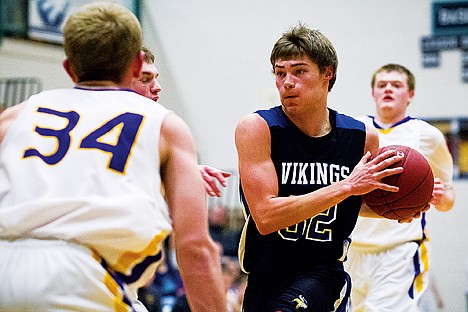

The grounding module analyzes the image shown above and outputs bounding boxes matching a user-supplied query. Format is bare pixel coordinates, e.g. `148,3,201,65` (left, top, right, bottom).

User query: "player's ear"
407,89,415,105
324,66,333,81
63,59,78,83
131,50,144,79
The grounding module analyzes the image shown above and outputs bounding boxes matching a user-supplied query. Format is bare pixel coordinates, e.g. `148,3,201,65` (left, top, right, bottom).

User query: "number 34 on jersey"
23,106,144,174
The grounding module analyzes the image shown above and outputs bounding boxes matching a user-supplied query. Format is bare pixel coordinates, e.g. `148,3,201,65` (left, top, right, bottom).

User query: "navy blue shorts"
242,265,351,312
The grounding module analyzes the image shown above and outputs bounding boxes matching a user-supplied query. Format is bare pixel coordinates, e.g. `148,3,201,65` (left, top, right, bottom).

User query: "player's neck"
291,108,331,138
76,80,121,88
375,115,406,129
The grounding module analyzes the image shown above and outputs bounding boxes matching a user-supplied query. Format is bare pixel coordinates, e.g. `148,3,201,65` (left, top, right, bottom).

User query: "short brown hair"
142,46,155,64
63,2,142,83
371,64,415,91
270,23,339,92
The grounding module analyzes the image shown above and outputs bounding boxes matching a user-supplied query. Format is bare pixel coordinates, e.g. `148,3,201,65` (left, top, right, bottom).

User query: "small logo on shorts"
292,295,308,310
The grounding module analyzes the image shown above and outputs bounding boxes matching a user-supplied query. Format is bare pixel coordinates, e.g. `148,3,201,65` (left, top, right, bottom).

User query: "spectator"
209,205,241,258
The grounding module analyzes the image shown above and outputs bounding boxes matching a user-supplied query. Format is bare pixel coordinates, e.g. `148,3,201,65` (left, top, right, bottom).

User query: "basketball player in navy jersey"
235,24,418,312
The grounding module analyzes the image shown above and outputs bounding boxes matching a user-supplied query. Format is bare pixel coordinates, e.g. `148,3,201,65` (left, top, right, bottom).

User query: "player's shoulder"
333,109,366,131
236,111,269,140
408,117,445,138
236,106,278,132
254,105,286,127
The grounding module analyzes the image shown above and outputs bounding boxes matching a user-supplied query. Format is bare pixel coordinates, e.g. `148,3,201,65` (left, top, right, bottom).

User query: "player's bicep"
235,114,278,217
364,124,380,156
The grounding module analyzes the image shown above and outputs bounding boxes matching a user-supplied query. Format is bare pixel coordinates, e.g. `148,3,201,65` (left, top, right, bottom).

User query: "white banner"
28,0,138,44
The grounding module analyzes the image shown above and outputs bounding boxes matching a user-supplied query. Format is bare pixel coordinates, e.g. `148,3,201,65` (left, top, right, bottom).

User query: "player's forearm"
176,238,227,311
252,179,354,235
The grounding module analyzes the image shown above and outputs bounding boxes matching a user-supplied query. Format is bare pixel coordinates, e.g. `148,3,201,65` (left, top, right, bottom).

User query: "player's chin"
281,100,302,115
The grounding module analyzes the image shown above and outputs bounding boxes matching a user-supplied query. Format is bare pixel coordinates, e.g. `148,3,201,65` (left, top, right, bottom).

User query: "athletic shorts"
345,241,430,312
0,238,143,312
242,264,351,312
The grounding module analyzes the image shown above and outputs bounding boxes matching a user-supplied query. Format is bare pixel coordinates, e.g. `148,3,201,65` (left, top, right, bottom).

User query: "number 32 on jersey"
278,205,337,242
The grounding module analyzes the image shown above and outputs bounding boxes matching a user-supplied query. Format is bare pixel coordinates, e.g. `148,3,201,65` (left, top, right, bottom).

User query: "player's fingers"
213,168,232,178
375,167,404,181
211,172,228,187
374,182,399,193
398,218,412,224
202,178,221,197
398,211,421,223
205,167,231,186
372,152,403,170
221,171,232,178
421,203,431,212
360,151,372,164
369,149,395,162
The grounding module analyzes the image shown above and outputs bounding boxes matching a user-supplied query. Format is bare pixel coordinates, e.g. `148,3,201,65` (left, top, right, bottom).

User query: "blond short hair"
63,2,142,83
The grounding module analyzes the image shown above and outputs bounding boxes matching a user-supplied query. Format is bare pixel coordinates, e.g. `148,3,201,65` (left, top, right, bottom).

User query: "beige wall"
0,39,71,90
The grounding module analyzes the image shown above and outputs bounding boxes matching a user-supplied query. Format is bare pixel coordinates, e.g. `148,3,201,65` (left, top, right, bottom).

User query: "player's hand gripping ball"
362,145,434,220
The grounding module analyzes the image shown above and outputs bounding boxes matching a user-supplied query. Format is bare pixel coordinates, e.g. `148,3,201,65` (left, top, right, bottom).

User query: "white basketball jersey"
351,115,454,248
0,87,172,288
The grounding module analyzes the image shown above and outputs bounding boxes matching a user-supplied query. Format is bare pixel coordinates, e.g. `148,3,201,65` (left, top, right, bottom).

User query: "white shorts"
0,239,145,312
345,241,430,312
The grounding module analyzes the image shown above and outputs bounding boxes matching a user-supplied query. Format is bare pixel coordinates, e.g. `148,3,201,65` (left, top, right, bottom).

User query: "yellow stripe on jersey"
103,272,129,312
378,128,395,135
415,240,429,292
114,230,168,274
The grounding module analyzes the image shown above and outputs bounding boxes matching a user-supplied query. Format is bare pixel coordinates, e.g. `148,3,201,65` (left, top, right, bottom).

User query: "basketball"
362,145,434,220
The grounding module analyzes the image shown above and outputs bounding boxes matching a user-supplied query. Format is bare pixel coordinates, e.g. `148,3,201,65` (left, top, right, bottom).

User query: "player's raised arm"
160,113,226,311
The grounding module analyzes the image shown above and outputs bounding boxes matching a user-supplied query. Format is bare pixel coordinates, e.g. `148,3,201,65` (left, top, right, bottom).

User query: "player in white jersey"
345,64,455,312
0,3,226,312
132,46,231,197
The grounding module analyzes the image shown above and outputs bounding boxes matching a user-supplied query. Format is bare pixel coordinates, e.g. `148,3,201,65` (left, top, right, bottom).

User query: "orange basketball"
362,145,434,220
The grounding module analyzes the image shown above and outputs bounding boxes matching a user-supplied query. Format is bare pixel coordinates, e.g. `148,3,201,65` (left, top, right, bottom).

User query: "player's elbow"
250,202,287,235
252,212,278,235
256,223,274,235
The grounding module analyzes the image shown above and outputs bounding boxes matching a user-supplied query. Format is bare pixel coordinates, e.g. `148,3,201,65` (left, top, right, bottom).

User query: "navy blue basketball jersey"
239,106,366,278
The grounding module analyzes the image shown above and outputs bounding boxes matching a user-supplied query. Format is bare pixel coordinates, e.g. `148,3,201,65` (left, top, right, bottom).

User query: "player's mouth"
284,94,298,99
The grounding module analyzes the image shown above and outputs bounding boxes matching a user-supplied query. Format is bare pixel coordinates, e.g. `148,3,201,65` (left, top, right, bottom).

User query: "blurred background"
1,1,467,311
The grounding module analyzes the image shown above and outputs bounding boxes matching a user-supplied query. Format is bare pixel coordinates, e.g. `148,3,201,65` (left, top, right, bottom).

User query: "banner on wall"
28,0,139,44
421,0,468,82
432,0,468,36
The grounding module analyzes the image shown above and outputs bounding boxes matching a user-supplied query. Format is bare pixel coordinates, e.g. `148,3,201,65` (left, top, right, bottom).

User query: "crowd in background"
138,204,245,312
